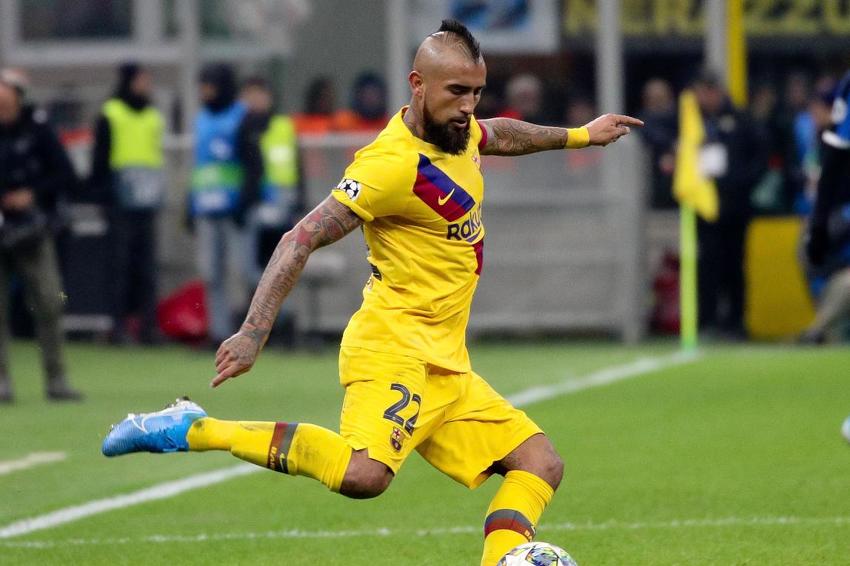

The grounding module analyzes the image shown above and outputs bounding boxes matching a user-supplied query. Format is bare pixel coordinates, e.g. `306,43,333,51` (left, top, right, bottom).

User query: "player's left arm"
478,113,644,156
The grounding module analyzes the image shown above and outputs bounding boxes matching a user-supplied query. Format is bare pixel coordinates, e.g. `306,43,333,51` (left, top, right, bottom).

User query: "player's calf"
102,400,356,495
480,435,564,566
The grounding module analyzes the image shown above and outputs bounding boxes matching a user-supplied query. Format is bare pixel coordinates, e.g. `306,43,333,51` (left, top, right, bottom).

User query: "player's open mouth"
450,118,468,128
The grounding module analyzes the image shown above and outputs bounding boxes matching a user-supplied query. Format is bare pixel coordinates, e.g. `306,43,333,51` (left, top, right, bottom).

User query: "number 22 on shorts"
383,383,421,435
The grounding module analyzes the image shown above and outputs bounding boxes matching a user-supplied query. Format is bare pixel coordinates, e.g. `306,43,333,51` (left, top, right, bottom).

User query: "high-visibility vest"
102,98,164,169
190,102,246,217
103,98,165,210
259,115,298,204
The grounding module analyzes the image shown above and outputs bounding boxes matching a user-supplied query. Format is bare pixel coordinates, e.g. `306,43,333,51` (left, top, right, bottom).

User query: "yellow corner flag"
673,90,718,222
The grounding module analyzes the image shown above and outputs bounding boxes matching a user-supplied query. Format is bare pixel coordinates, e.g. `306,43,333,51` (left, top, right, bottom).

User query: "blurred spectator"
189,63,249,345
692,70,767,338
333,71,388,131
784,72,814,163
500,73,546,124
637,78,677,209
292,76,337,134
799,78,838,208
749,81,798,213
800,70,850,344
564,96,602,171
472,88,502,119
565,96,595,126
0,69,82,402
89,63,165,346
237,76,305,284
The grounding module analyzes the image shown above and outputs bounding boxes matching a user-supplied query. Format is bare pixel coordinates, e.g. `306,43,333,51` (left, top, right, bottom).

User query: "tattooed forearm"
478,118,568,156
238,196,362,348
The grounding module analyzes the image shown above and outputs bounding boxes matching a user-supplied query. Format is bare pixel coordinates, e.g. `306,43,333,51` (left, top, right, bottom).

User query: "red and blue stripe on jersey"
413,154,476,221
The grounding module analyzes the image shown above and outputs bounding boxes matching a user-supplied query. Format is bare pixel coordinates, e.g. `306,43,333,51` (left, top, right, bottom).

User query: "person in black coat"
637,78,678,210
0,69,82,402
692,70,767,337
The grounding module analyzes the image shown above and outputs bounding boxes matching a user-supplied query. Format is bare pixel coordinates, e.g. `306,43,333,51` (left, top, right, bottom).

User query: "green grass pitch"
0,340,848,565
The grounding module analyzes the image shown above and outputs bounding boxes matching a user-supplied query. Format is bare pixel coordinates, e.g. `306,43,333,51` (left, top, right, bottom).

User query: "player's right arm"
478,114,644,156
212,196,362,387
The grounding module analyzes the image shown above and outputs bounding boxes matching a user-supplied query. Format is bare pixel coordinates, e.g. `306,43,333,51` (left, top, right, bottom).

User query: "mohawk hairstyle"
435,19,481,60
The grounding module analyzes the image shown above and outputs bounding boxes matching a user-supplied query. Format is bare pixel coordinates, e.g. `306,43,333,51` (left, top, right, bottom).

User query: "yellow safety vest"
102,98,164,169
260,115,298,188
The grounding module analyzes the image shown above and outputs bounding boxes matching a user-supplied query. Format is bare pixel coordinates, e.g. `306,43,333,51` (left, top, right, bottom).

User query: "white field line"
0,350,701,540
0,452,66,477
507,350,701,407
0,464,260,539
3,515,848,549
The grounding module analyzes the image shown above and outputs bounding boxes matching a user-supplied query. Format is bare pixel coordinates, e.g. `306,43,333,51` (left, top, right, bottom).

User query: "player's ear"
408,70,424,97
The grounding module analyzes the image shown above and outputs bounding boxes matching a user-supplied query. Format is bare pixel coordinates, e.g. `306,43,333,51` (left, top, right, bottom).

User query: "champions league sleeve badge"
336,178,362,201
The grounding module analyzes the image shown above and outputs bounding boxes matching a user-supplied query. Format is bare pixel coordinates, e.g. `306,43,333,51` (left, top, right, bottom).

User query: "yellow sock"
480,470,555,566
187,418,352,492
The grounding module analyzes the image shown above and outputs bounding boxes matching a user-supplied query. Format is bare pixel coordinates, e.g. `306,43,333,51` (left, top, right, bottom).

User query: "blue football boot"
102,397,207,457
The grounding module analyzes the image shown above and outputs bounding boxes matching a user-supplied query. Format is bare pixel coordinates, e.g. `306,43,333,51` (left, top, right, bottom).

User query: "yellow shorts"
338,346,543,489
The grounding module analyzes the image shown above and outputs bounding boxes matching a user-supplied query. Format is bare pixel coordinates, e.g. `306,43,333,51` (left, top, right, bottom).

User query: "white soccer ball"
842,415,850,444
497,541,578,566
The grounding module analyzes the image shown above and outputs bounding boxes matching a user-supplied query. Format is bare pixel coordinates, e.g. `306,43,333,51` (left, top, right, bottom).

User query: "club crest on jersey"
390,427,404,452
336,178,361,201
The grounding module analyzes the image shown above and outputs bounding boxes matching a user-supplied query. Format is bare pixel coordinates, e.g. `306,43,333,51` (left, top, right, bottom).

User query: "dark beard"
422,105,470,155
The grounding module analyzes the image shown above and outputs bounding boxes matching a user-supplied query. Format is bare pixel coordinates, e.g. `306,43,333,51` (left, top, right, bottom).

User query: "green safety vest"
260,115,298,189
102,98,164,169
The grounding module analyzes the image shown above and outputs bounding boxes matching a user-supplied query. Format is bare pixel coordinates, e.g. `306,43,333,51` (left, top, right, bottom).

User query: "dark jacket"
638,108,677,209
701,102,767,221
235,111,271,218
0,106,77,226
235,111,306,225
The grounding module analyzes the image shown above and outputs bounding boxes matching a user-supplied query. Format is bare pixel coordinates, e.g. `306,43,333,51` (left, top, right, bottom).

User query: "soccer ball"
497,541,578,566
842,415,850,444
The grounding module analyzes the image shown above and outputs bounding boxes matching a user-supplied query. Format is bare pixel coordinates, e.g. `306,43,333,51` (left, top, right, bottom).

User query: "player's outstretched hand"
585,113,644,146
211,331,261,387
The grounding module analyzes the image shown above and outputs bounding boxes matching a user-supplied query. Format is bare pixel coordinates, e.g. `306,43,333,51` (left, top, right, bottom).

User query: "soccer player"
102,20,641,565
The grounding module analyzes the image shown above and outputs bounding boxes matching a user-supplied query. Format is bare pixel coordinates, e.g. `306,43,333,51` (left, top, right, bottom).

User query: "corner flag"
673,90,718,222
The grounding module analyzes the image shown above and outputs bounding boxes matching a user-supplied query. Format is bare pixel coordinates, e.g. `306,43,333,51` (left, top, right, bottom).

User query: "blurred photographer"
0,69,82,402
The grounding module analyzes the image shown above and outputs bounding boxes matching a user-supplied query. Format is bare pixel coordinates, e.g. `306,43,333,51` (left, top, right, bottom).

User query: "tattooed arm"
212,196,363,386
478,114,644,157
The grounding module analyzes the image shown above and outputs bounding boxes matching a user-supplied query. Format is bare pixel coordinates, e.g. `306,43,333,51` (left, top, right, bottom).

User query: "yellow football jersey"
331,107,488,372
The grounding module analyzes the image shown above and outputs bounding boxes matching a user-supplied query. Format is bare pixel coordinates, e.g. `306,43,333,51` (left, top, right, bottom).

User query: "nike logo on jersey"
437,189,455,206
413,154,475,221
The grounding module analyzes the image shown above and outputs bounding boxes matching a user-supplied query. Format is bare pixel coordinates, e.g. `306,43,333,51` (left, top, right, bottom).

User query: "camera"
0,208,48,250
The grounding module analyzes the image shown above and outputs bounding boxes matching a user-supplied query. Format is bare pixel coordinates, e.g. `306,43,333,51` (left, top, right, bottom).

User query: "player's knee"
504,434,565,491
340,450,393,499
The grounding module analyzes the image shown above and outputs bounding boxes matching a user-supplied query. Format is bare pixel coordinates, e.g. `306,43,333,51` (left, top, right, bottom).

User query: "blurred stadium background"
1,1,849,564
0,0,848,342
